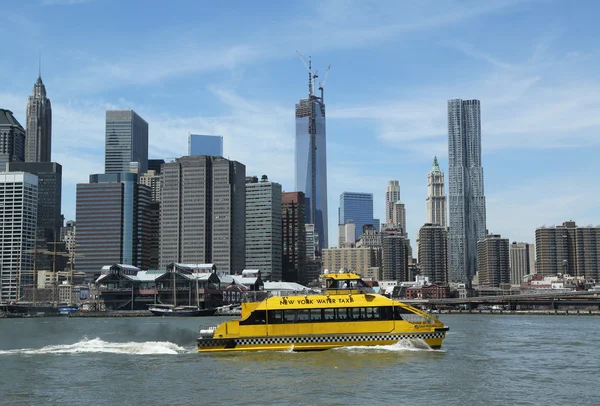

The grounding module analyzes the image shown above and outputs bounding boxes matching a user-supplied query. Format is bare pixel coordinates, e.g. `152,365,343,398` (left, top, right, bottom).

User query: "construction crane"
296,50,319,97
319,64,331,101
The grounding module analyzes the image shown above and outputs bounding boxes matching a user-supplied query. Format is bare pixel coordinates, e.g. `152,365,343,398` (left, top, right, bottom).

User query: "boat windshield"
325,278,375,293
242,291,270,303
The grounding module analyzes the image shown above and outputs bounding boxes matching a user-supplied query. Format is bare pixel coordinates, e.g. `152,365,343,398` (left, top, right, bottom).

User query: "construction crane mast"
319,64,331,102
296,50,319,97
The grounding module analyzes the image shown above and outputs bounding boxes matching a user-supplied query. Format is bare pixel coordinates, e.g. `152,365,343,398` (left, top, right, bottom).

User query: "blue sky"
1,0,599,249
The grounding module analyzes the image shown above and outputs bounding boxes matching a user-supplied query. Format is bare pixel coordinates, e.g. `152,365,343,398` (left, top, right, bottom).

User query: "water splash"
336,338,440,353
0,337,190,355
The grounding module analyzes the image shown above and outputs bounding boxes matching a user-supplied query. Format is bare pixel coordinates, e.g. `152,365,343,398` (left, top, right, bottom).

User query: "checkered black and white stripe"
198,332,445,347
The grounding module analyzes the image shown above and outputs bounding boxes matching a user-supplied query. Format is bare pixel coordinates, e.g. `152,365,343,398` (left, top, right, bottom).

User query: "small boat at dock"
149,304,216,317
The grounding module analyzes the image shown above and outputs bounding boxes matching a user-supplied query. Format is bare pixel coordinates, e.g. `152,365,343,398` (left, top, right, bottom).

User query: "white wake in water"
0,337,189,355
336,338,439,353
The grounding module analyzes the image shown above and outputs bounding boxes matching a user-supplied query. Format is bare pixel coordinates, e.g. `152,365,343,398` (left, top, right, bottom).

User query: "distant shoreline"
435,309,600,316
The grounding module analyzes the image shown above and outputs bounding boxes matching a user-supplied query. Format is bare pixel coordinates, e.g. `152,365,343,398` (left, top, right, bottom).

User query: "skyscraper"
75,173,152,281
245,175,282,281
426,156,446,227
6,162,62,272
0,172,37,301
160,156,246,273
0,109,25,165
25,73,52,162
105,110,149,174
338,192,374,241
509,242,535,284
6,162,62,242
295,56,328,250
392,201,407,236
418,223,448,284
385,181,400,224
188,134,223,156
337,221,356,248
477,234,510,287
382,231,410,281
282,192,306,283
448,99,487,283
535,221,600,280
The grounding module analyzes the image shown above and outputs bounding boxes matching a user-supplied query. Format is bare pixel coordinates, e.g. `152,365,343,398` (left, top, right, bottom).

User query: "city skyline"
1,1,599,249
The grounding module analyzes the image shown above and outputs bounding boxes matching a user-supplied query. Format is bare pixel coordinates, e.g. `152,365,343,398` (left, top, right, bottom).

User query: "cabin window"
377,306,404,320
310,309,323,322
296,309,311,322
365,307,379,320
268,310,283,324
323,308,336,321
284,310,297,323
240,310,267,325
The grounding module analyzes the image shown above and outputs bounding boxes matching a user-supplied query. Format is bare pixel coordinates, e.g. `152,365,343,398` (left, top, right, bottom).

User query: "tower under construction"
294,52,330,251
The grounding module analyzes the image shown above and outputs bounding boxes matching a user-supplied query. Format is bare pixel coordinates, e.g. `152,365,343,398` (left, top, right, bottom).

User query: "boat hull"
197,329,447,352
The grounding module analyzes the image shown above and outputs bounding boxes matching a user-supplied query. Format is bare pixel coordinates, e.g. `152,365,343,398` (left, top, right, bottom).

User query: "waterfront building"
509,242,535,284
382,231,410,281
0,172,37,301
448,99,487,283
282,192,306,283
105,110,149,174
0,109,25,165
160,156,245,273
338,192,373,241
188,134,223,156
295,61,328,250
245,175,282,281
25,73,52,162
385,181,400,224
477,234,510,287
305,223,319,260
418,223,448,284
75,173,152,281
535,221,600,281
426,156,446,227
322,247,381,278
338,221,356,248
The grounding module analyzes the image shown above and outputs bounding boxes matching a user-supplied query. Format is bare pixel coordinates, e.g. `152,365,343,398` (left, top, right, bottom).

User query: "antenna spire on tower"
38,51,41,79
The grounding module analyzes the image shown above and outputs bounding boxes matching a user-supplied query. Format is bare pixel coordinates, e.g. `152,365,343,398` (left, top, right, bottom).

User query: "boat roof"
321,272,362,280
264,281,310,291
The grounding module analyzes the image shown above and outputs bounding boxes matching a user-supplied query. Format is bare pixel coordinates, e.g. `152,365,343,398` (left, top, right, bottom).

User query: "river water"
0,314,598,406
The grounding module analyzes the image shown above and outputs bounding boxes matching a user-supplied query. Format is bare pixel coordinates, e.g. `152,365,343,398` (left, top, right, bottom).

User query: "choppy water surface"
1,315,599,405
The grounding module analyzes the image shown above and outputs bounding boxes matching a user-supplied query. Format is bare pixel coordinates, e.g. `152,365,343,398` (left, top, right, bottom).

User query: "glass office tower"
339,192,374,241
188,134,223,156
105,110,149,174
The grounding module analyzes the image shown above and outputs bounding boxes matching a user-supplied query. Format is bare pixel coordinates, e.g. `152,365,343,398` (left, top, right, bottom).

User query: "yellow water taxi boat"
197,271,449,352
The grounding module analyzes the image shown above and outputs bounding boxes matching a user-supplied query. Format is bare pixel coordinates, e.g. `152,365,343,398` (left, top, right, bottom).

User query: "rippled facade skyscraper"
448,99,487,283
295,69,328,251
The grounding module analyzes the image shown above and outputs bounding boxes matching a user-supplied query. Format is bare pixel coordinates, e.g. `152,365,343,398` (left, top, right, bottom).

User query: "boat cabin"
322,271,375,295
